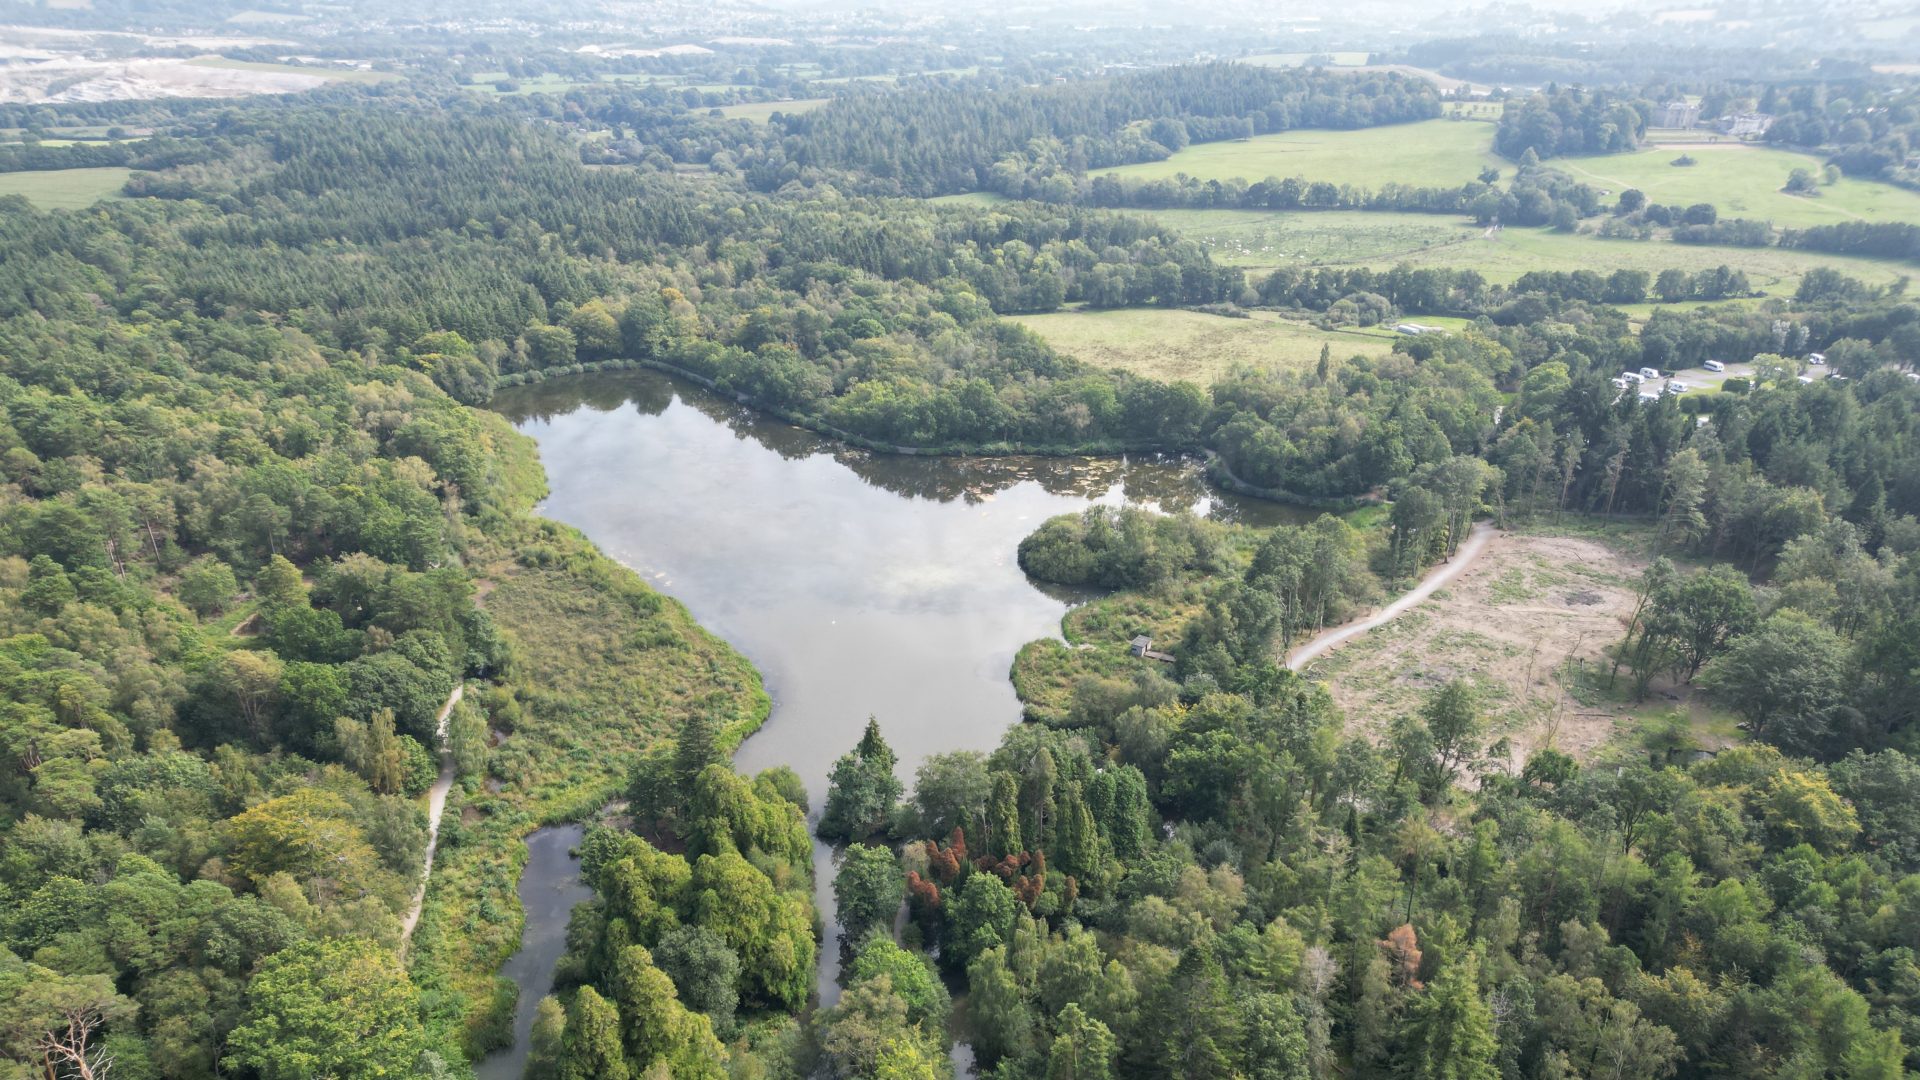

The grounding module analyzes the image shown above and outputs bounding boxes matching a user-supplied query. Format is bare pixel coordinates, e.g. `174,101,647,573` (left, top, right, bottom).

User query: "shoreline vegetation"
495,357,1383,510
7,45,1920,1080
405,414,773,1058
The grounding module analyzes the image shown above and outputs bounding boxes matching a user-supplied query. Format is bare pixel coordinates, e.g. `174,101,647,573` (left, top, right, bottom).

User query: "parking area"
1624,356,1836,400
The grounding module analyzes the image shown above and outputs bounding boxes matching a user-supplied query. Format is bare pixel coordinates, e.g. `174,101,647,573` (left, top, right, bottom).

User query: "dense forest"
781,64,1443,196
573,447,1920,1079
0,104,800,1078
1,36,1920,1080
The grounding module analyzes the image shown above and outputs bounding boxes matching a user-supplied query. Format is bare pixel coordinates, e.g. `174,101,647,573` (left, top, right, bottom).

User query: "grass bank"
1148,207,1914,295
1005,306,1396,384
1089,119,1504,188
0,167,130,209
406,407,770,1059
1552,141,1920,228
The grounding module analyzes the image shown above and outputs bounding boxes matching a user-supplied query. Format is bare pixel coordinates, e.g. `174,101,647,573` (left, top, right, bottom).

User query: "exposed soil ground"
1302,530,1663,767
0,56,332,102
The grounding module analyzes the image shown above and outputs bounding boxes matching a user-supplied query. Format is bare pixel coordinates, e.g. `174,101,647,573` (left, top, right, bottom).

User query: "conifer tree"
558,986,629,1080
1406,951,1498,1080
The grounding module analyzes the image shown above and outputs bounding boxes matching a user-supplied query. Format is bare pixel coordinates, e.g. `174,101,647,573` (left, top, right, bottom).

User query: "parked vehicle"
1703,360,1726,372
1798,375,1816,384
1639,367,1662,379
1665,380,1690,394
1621,371,1645,383
1611,377,1630,390
1808,353,1826,365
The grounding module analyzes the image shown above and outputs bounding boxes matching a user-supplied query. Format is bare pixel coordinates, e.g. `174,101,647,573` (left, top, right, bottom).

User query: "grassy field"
1092,118,1920,229
1306,529,1670,762
714,98,829,122
1150,208,1470,268
930,191,1009,207
1552,142,1920,227
1089,119,1504,188
1144,207,1914,296
1007,306,1397,384
0,167,130,209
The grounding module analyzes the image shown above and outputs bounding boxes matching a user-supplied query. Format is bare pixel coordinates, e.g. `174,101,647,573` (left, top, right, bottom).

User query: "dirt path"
1285,521,1497,670
1301,530,1657,764
400,682,464,951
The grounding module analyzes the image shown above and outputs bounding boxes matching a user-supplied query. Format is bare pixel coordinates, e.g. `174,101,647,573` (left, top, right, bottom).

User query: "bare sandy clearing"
1302,531,1646,766
0,55,332,103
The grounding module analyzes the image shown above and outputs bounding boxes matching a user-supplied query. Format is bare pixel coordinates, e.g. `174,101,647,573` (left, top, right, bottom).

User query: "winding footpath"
400,682,465,952
1285,521,1497,671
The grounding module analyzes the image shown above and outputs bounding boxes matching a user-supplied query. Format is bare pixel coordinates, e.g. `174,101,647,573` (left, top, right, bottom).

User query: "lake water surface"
477,368,1307,1064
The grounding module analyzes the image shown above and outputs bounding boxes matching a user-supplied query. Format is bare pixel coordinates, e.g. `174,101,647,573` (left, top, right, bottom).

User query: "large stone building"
1659,100,1701,128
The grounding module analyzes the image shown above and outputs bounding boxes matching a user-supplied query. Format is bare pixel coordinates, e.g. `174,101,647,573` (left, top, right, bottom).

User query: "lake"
477,367,1308,1066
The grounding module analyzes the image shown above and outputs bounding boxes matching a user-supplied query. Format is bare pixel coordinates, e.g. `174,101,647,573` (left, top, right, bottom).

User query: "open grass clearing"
1150,207,1473,269
929,191,1008,207
1090,118,1504,189
0,166,129,208
1145,207,1914,296
1303,529,1655,765
1006,305,1395,385
1097,119,1920,229
1552,141,1920,227
0,124,138,139
713,97,828,122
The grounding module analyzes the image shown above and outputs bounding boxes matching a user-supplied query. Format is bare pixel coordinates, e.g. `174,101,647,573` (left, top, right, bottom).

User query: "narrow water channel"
473,825,592,1080
476,369,1311,1065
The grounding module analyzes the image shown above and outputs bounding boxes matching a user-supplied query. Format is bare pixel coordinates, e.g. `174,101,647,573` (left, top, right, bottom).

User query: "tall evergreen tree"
674,709,725,800
819,717,905,842
1406,951,1498,1080
987,772,1024,860
558,986,630,1080
1047,1003,1118,1080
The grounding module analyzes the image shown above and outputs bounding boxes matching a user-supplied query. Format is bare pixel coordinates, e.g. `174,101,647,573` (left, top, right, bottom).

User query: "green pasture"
929,191,1009,207
0,167,131,209
1552,142,1920,228
713,98,829,122
1145,208,1913,296
1006,306,1396,384
1089,119,1504,189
